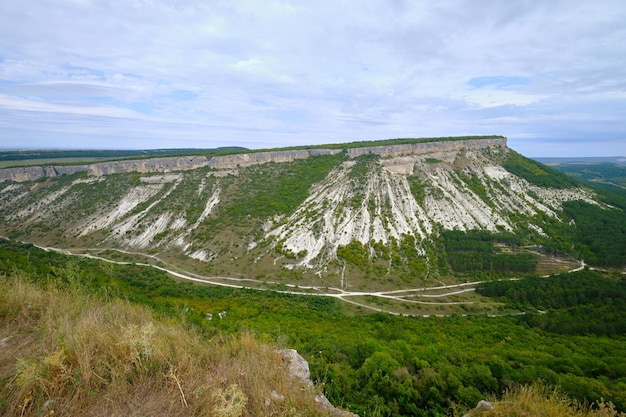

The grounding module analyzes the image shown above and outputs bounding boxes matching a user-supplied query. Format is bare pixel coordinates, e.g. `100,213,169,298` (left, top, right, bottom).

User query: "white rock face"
267,162,436,267
264,150,595,268
79,184,164,236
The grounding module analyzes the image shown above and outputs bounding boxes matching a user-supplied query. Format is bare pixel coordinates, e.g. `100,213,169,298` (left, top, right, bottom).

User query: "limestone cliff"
0,165,88,182
87,156,209,176
346,137,505,158
0,137,505,182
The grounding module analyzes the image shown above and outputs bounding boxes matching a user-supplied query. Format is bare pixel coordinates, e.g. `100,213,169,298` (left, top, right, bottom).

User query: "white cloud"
0,0,625,155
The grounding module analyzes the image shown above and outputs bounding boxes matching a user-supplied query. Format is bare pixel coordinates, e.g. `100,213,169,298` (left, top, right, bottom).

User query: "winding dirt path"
3,237,586,317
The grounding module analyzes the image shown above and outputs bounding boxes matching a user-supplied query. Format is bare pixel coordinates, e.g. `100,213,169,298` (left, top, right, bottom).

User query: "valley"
14,237,582,317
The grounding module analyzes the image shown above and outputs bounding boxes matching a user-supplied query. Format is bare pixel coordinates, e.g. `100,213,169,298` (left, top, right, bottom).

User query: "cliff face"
0,138,506,182
207,150,311,170
0,165,88,182
346,137,506,158
87,156,209,176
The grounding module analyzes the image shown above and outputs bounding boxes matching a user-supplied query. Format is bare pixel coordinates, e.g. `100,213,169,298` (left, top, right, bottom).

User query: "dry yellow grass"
461,384,625,417
0,273,329,417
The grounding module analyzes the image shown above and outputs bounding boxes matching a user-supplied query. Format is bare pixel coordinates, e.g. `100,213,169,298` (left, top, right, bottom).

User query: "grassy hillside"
0,270,333,416
2,240,625,416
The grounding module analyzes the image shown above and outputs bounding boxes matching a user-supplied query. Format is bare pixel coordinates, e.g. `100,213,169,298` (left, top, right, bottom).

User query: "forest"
441,230,537,274
477,270,626,336
1,240,624,416
548,162,626,188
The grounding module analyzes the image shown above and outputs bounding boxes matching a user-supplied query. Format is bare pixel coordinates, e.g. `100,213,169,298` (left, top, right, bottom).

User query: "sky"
0,1,625,157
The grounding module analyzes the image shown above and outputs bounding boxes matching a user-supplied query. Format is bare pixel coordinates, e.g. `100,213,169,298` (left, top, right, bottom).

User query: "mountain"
0,136,623,298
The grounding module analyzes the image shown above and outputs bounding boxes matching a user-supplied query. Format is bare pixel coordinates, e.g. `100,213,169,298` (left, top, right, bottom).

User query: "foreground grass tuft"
462,384,624,417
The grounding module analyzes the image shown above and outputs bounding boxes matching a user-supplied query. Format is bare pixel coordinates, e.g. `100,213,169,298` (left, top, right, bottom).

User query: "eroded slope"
0,139,600,289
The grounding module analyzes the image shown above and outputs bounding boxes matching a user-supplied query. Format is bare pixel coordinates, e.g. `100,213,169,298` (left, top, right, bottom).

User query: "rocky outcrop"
278,349,359,417
0,138,506,182
463,400,494,416
206,149,343,170
207,150,311,170
53,165,90,176
0,166,48,182
0,157,209,182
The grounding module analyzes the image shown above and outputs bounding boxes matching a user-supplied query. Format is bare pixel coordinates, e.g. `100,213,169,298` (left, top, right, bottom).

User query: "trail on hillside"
3,237,584,318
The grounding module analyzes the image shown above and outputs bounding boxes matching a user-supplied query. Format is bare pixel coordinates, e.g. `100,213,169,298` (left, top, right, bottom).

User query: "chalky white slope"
265,149,595,268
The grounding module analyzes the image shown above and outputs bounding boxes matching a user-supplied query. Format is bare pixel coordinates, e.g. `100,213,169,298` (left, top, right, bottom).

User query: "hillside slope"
0,136,617,292
0,271,350,417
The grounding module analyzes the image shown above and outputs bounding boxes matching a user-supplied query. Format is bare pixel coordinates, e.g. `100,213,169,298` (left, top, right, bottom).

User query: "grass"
0,272,331,417
460,383,625,417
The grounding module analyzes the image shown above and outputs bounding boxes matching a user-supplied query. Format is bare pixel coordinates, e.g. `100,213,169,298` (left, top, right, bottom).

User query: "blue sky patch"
467,76,530,90
168,90,197,100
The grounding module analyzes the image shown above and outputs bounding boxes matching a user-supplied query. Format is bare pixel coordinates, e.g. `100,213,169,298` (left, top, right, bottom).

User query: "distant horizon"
0,145,624,160
1,135,624,159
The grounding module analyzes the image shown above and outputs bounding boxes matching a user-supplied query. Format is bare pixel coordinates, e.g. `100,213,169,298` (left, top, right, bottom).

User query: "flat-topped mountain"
1,136,623,293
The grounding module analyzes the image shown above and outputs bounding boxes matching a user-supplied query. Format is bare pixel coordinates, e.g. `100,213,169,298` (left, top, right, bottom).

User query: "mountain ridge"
0,136,505,182
1,135,622,308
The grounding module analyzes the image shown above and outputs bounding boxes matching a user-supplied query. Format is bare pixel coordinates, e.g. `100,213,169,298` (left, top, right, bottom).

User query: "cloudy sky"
1,0,625,156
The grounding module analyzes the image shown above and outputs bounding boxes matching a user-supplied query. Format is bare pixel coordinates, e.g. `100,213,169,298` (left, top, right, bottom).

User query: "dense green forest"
1,240,625,416
560,200,626,267
477,270,626,336
441,230,537,274
549,162,626,188
537,162,626,267
502,158,626,268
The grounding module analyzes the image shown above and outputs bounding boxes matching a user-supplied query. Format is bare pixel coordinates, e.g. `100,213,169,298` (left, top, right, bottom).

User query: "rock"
277,348,313,388
346,138,506,159
463,400,495,416
207,150,310,170
0,166,46,182
477,400,494,410
88,156,209,176
270,390,284,401
278,348,359,417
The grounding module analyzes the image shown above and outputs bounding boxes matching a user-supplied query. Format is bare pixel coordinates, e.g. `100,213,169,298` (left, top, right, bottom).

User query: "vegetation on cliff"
503,150,578,189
